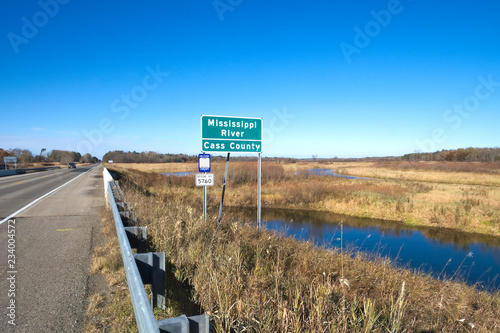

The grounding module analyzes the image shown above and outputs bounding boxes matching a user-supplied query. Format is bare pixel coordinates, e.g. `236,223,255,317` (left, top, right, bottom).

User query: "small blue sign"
198,154,211,172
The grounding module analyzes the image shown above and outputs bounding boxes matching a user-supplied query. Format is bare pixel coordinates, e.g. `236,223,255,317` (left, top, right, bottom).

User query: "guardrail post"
157,314,209,333
116,201,131,212
112,180,125,201
120,211,137,226
125,226,147,253
134,252,166,310
187,314,210,333
157,315,189,333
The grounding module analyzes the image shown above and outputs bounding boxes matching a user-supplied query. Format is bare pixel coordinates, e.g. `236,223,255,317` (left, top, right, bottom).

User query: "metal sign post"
198,154,212,221
4,156,17,170
217,153,230,225
257,152,262,232
203,184,207,221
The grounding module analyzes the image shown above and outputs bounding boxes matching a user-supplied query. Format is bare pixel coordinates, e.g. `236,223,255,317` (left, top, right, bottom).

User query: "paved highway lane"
0,164,105,332
0,165,95,221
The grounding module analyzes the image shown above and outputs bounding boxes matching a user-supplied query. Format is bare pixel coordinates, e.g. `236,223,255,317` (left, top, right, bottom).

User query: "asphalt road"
0,164,104,332
0,166,96,221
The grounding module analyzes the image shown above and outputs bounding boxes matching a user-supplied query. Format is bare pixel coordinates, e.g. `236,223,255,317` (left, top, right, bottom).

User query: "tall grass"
212,161,289,185
111,166,500,332
374,161,500,174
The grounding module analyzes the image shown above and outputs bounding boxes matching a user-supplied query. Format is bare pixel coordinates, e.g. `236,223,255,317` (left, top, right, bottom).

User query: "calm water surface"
161,172,194,177
230,207,500,291
306,168,369,179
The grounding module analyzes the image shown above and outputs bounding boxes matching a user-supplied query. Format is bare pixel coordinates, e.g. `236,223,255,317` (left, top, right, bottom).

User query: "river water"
229,207,500,291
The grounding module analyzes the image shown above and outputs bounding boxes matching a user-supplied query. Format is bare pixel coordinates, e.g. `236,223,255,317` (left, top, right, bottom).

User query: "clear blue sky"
1,0,499,158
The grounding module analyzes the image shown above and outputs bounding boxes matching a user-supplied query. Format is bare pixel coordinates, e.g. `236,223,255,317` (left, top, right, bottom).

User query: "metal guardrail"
17,166,61,173
0,166,61,177
103,167,209,333
0,170,17,177
106,177,161,333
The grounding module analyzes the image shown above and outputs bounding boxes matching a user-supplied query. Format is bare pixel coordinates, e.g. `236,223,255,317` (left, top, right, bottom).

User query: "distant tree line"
102,151,321,164
99,147,500,165
403,148,500,162
103,150,197,163
0,148,99,166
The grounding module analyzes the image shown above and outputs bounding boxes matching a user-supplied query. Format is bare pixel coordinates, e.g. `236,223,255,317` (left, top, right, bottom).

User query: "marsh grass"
375,161,500,175
224,163,500,236
319,161,500,187
109,166,500,332
111,159,500,235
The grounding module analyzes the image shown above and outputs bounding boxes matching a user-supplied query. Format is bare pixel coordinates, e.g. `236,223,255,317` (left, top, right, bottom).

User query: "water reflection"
228,207,500,290
161,172,194,177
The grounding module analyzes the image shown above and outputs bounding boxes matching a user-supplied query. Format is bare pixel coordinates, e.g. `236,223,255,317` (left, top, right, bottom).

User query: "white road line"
0,167,94,225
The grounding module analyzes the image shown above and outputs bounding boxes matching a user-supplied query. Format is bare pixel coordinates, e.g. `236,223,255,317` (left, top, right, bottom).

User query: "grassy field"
109,160,500,236
102,162,500,332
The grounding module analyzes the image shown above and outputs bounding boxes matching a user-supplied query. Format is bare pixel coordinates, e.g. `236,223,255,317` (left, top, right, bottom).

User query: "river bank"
229,206,500,290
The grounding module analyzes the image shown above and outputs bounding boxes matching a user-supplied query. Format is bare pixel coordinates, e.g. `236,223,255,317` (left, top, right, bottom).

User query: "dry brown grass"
108,166,500,332
84,209,138,333
376,160,500,174
317,161,500,186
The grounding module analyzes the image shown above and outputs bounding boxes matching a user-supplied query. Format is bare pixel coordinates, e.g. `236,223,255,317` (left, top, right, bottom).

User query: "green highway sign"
201,115,262,153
